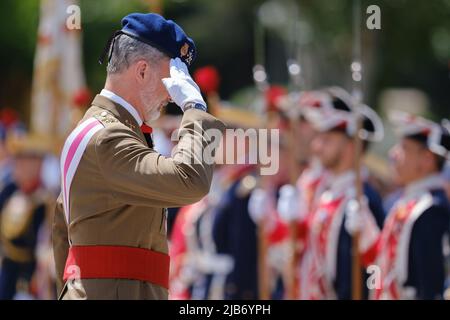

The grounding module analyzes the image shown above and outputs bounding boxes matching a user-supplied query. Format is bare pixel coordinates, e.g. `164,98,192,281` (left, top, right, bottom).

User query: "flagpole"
285,11,303,301
253,14,271,300
351,0,364,301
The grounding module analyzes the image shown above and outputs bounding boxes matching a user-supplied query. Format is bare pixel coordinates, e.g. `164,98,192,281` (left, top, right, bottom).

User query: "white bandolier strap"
60,118,104,224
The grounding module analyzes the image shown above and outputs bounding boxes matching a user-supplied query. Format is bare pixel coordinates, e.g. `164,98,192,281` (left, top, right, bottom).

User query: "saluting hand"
162,58,207,112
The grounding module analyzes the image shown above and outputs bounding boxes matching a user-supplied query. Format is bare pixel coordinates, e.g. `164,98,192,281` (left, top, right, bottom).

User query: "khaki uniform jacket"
52,95,224,300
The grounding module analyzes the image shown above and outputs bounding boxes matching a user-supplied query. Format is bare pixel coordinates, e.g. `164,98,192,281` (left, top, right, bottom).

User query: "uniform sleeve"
409,205,449,299
96,109,225,208
52,194,69,296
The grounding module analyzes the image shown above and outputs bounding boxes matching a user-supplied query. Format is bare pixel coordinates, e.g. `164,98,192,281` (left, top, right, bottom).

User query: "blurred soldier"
52,13,224,300
247,87,301,299
369,112,450,300
209,164,258,299
169,67,266,300
275,90,331,299
277,90,330,219
170,107,264,300
294,87,385,299
0,134,52,299
247,134,291,299
169,167,234,300
276,90,323,177
209,108,267,300
168,66,228,300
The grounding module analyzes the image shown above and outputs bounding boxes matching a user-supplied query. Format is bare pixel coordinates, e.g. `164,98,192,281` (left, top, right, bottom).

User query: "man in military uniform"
369,112,450,299
291,87,386,299
274,90,331,299
196,107,265,300
211,163,260,300
52,13,224,300
247,101,295,300
169,166,236,300
0,134,52,299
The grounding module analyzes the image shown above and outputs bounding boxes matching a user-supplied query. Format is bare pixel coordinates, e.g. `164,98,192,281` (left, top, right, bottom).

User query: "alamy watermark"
65,3,381,31
366,5,381,30
66,4,81,30
366,264,381,290
169,122,280,176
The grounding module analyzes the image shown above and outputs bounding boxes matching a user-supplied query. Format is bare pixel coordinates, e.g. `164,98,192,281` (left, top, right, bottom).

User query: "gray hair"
106,34,167,74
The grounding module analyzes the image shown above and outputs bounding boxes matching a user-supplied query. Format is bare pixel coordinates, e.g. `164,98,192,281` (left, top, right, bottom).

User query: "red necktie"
140,124,153,134
140,124,154,148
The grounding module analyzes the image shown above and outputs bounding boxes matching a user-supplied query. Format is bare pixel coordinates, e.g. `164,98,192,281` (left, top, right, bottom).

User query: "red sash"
63,245,170,289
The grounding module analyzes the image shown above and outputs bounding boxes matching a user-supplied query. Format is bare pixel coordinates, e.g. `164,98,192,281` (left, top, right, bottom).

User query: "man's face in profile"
139,57,171,122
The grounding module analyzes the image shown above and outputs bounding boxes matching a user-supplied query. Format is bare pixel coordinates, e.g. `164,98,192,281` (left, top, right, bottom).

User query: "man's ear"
423,149,439,172
135,60,150,83
343,135,354,153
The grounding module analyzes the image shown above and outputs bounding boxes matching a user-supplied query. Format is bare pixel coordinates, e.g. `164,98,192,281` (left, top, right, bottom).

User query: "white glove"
248,188,270,224
277,184,300,222
345,197,381,253
162,58,206,112
344,198,364,235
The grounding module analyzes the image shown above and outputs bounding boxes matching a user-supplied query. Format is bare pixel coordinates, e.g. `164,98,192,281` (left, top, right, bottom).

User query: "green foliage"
0,0,448,119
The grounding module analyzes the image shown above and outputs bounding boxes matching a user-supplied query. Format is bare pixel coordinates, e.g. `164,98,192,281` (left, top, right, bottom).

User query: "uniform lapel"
91,94,146,142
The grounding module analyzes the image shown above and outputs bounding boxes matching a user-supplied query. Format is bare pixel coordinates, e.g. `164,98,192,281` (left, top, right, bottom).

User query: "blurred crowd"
166,77,450,300
0,108,59,299
0,80,449,300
